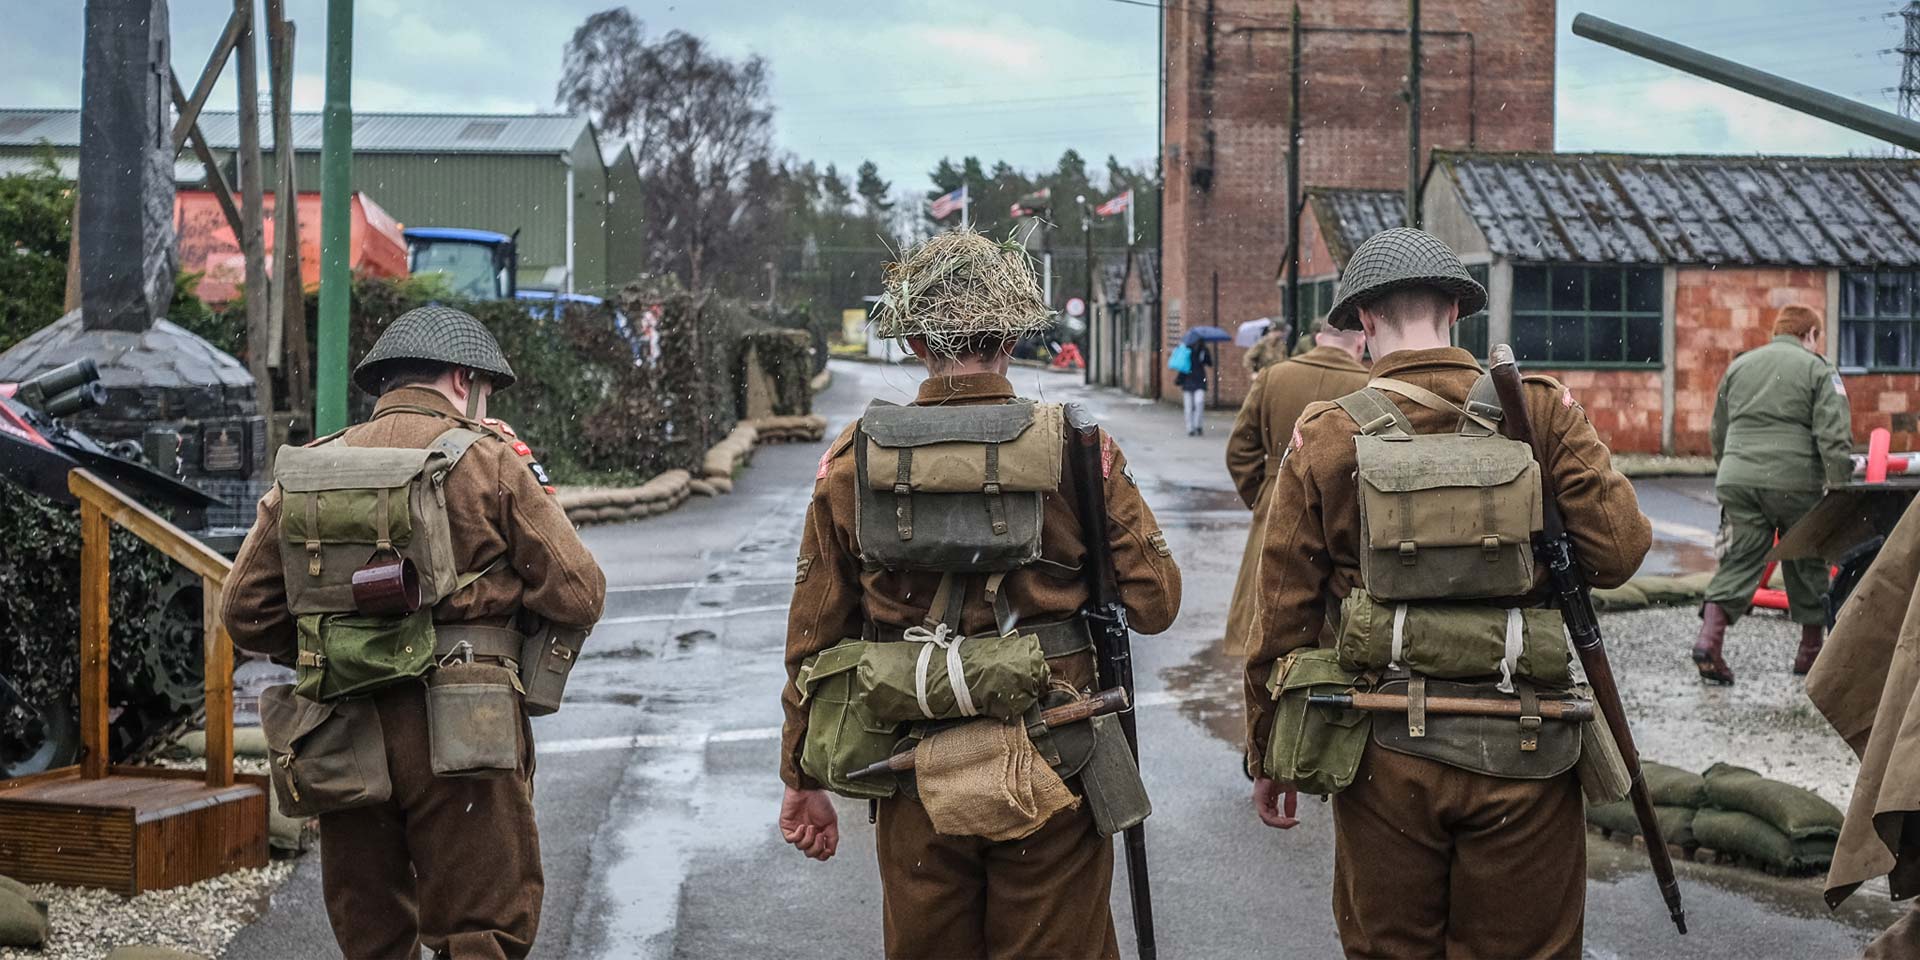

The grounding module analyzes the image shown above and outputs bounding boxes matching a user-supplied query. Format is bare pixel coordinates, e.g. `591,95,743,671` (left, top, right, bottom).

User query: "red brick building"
1158,0,1556,404
1404,151,1920,455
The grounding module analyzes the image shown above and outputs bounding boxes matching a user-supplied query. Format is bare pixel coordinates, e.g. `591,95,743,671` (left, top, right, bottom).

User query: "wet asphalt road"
227,359,1899,959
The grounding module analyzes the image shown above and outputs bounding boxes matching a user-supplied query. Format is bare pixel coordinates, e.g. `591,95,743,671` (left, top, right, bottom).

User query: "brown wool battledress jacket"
1223,345,1371,656
1242,347,1651,775
222,387,607,660
780,372,1183,790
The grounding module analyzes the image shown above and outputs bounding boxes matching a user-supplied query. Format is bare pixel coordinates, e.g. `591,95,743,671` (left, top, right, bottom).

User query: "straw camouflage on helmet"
353,305,517,393
1326,227,1487,331
872,230,1054,357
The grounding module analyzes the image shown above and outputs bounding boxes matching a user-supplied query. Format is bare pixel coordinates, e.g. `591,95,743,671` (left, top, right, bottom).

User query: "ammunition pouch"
426,661,524,779
1369,675,1584,779
796,642,903,800
260,683,391,818
1337,380,1541,602
1334,590,1571,688
853,400,1063,573
520,624,588,717
1262,649,1373,796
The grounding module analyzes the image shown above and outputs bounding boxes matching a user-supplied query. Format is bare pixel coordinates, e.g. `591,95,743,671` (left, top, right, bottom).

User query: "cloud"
1557,73,1892,156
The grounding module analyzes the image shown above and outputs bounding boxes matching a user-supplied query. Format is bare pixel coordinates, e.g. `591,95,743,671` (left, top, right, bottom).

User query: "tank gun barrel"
13,359,102,412
43,381,108,418
1571,13,1920,152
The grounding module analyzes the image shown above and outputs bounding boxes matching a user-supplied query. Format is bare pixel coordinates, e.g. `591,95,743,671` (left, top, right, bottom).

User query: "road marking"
541,687,1208,756
599,603,792,626
1650,517,1716,547
606,578,793,594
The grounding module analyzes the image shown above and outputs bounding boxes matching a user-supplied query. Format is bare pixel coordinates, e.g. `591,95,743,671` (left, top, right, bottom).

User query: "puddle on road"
676,629,715,651
1641,540,1717,577
1587,833,1900,932
1163,638,1246,751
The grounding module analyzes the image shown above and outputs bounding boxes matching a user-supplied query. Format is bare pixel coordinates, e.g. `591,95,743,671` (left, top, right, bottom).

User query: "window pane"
1513,267,1549,312
1877,272,1910,318
1586,317,1624,362
1840,320,1871,367
1590,269,1623,312
1552,269,1585,312
1551,315,1585,363
1626,316,1663,364
1626,268,1663,312
1843,272,1873,318
1513,315,1551,361
1876,320,1911,370
1455,314,1489,357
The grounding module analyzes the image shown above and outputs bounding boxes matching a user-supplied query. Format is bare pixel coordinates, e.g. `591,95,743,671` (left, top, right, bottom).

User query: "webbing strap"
1334,389,1413,439
426,427,488,474
921,572,964,633
1464,374,1504,433
983,572,1014,636
1368,378,1500,436
893,448,915,542
1408,676,1428,738
983,443,1007,536
304,495,322,576
376,486,394,553
1517,680,1542,753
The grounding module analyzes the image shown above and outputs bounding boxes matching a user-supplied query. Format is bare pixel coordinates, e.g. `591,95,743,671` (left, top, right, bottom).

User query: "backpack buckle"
1398,541,1417,565
1481,535,1501,558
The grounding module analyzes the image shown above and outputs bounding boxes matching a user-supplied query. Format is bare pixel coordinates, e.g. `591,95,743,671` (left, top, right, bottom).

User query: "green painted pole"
315,0,354,434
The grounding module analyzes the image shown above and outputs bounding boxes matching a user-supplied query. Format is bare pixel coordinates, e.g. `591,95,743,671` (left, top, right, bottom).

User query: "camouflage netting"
0,484,202,768
871,231,1053,357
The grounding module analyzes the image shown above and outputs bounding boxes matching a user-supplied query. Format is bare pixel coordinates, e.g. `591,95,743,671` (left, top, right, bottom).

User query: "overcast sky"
1,0,1908,191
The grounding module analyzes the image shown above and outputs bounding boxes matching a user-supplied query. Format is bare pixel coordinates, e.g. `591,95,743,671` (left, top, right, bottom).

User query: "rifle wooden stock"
1308,691,1594,721
1067,408,1157,960
843,688,1132,781
1487,344,1687,935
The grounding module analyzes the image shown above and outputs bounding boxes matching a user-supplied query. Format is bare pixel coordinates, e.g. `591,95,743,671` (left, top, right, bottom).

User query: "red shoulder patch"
483,417,518,439
511,440,532,457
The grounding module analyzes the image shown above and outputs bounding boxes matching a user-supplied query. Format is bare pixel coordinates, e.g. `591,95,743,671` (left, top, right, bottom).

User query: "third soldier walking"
778,230,1181,959
1242,228,1650,957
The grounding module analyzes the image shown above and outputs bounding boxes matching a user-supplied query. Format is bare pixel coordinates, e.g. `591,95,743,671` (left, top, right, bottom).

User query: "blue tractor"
403,227,519,301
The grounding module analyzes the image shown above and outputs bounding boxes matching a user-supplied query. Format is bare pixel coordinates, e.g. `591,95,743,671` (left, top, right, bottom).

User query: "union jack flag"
929,185,968,220
1095,189,1133,217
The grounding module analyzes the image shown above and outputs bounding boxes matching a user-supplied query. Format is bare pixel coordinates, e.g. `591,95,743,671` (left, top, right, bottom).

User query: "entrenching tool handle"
1065,405,1157,960
1487,345,1688,935
843,688,1135,782
1309,691,1595,722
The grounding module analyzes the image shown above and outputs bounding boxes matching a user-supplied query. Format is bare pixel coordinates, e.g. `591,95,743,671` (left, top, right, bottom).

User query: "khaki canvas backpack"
1335,377,1542,601
272,427,487,700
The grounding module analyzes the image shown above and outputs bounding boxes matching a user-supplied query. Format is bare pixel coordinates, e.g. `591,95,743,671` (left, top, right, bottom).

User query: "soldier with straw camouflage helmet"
223,305,605,959
779,230,1181,959
1242,228,1649,957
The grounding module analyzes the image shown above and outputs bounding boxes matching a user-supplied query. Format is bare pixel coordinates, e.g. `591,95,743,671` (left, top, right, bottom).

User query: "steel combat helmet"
353,305,517,394
1326,227,1487,331
871,230,1054,357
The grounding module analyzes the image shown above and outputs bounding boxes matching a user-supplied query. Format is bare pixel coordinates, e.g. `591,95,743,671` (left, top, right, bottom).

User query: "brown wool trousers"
1330,745,1585,959
875,795,1120,960
317,683,542,960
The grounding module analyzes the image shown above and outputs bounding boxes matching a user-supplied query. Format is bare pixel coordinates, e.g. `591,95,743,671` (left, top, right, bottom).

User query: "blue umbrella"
1182,325,1232,345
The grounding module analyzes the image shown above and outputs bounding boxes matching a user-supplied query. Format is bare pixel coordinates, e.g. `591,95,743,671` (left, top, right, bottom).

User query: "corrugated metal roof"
1305,188,1406,266
1432,150,1920,268
0,108,589,155
0,152,206,183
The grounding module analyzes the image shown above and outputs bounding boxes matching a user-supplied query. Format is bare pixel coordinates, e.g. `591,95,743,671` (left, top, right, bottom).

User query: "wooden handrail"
67,469,236,788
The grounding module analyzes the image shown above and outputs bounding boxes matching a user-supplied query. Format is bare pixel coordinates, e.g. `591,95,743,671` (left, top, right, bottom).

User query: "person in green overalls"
1695,304,1855,684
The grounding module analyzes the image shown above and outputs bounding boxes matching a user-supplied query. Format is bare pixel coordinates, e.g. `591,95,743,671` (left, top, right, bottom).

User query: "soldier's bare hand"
780,787,840,861
1253,777,1300,829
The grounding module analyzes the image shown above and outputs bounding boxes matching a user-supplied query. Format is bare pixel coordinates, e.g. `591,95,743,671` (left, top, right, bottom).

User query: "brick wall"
1538,369,1665,454
1671,267,1827,454
1846,374,1920,452
1161,0,1554,404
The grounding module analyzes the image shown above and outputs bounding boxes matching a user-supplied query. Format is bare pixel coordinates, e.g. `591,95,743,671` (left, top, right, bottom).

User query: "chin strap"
464,373,490,419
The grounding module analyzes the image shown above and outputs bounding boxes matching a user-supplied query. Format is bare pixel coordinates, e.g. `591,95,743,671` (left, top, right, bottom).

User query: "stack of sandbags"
750,414,828,444
1693,763,1842,874
107,948,210,960
0,875,48,949
555,469,694,526
1586,761,1703,849
702,424,759,487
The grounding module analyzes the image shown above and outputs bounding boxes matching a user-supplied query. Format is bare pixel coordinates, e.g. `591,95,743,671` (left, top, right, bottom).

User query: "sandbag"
1693,808,1835,872
0,887,47,948
106,948,210,960
1634,575,1708,606
1703,762,1843,839
1587,800,1696,847
1591,583,1650,612
1643,761,1708,808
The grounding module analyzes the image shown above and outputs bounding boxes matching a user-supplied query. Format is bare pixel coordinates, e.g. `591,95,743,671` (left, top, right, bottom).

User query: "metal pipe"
564,156,577,297
315,0,352,434
1285,2,1301,341
1572,13,1920,152
1406,0,1422,228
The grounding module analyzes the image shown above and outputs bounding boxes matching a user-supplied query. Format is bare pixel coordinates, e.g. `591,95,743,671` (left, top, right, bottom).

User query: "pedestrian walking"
777,230,1181,960
1222,317,1368,655
1808,496,1920,956
1242,228,1650,958
222,306,608,960
1177,340,1213,435
1694,304,1854,684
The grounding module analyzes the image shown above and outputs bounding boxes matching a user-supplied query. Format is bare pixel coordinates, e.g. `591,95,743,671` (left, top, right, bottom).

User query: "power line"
1899,1,1920,119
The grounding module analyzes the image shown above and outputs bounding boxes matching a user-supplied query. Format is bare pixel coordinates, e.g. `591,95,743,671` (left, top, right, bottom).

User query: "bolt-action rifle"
1064,404,1157,960
1488,345,1687,935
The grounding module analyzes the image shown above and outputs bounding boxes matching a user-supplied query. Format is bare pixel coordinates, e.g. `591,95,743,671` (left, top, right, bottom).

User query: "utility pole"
315,0,352,434
266,0,307,439
1079,193,1093,386
1900,2,1920,121
1286,2,1303,343
1406,0,1423,228
235,0,272,437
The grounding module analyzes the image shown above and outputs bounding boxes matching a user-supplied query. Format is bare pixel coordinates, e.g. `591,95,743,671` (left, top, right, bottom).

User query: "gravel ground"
1602,605,1859,806
0,861,293,960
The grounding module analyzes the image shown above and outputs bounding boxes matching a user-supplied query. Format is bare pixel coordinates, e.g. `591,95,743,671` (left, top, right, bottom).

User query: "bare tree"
558,9,774,290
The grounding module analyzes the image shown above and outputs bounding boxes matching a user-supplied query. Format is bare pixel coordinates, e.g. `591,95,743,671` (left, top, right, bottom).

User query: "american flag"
1095,189,1133,217
929,185,968,220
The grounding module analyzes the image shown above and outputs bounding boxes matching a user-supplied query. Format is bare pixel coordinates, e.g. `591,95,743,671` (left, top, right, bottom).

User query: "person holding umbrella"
1177,325,1229,436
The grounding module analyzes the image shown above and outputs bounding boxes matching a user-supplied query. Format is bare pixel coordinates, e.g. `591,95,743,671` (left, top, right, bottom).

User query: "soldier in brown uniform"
1242,229,1650,957
778,232,1181,960
1223,318,1369,654
223,306,607,960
